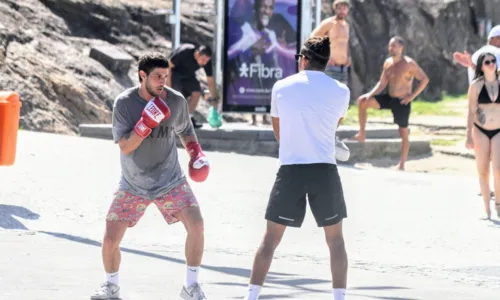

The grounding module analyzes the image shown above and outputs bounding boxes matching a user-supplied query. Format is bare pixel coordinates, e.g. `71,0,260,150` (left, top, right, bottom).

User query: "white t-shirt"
467,44,500,83
270,70,350,166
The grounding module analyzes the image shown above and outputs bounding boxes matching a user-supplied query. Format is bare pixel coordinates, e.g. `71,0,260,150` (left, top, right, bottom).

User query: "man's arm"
270,84,279,141
112,100,146,155
346,24,351,67
405,60,429,103
173,95,199,147
271,117,280,142
453,50,474,68
118,132,145,155
311,19,332,37
178,134,199,148
336,117,344,129
207,76,216,98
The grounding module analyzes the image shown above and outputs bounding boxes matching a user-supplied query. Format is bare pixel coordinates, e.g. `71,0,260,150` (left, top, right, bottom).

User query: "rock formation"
321,0,487,101
0,0,491,135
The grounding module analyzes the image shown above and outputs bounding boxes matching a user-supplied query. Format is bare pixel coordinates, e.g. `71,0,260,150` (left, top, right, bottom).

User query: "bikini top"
478,83,500,104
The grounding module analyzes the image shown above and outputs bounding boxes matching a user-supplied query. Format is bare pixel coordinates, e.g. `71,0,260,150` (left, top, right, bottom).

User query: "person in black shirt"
167,44,218,128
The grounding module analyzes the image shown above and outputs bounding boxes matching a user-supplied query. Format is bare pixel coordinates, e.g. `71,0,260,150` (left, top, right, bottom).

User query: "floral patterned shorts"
106,181,199,227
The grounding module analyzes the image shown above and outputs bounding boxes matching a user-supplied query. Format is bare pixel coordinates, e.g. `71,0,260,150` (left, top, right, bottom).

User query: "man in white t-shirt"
454,25,500,83
244,36,350,300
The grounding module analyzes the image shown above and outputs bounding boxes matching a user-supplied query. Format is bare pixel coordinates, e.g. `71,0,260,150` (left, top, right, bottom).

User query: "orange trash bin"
0,91,22,166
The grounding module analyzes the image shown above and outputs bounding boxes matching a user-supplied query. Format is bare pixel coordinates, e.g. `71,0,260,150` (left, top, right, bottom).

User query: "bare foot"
398,164,405,171
351,133,366,143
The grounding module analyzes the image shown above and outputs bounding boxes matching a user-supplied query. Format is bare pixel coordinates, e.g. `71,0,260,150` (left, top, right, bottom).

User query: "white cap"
488,25,500,40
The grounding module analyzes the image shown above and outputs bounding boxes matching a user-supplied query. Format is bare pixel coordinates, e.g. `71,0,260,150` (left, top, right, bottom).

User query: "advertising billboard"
222,0,301,113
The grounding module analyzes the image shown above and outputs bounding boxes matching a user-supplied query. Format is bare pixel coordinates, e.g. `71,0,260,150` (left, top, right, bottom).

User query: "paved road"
0,131,499,299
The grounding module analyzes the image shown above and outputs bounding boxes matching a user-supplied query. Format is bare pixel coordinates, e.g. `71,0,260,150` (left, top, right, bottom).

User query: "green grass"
430,138,460,146
342,93,466,125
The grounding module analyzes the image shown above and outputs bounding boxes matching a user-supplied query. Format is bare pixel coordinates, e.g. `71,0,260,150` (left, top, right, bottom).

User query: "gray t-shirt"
112,86,195,199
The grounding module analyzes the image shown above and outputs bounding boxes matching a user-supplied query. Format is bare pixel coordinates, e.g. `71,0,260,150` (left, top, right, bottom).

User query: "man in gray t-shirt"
91,53,209,300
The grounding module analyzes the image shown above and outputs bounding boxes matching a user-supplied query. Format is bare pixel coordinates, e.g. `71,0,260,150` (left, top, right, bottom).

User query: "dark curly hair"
301,36,331,70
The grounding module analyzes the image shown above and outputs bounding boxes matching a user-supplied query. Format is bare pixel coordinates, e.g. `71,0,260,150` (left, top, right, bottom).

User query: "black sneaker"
191,117,203,129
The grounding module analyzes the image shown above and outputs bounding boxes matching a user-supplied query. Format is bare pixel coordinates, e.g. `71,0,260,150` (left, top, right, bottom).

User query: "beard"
336,14,345,19
146,80,162,97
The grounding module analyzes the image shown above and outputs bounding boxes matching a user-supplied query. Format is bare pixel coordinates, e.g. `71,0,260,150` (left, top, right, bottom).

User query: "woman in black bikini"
466,52,500,219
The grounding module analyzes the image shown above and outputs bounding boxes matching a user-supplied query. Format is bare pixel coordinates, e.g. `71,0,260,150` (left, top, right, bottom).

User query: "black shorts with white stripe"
265,163,347,228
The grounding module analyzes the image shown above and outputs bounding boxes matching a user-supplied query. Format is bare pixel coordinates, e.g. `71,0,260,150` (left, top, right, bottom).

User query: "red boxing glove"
186,142,210,182
134,97,171,138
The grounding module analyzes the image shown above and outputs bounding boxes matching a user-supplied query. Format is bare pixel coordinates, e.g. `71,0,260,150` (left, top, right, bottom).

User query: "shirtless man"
311,0,351,84
353,36,429,170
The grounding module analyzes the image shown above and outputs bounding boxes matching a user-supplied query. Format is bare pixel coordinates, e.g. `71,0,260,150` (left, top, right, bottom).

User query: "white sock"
246,284,262,300
186,265,199,287
106,272,119,285
333,288,346,300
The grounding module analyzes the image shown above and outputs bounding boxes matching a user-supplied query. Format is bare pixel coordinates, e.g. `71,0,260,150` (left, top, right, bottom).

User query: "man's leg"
249,221,287,285
308,164,348,300
353,96,381,142
102,221,128,275
91,191,149,300
394,102,412,171
324,222,348,298
177,205,204,270
155,181,206,299
246,165,307,300
246,221,287,300
398,127,410,171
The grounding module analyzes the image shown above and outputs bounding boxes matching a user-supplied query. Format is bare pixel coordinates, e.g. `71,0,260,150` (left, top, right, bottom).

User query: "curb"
78,124,431,162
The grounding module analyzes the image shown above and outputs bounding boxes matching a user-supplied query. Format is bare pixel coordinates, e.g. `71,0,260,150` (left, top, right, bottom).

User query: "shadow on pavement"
0,205,40,230
349,294,420,300
39,231,330,293
488,219,500,226
36,231,416,299
350,286,410,291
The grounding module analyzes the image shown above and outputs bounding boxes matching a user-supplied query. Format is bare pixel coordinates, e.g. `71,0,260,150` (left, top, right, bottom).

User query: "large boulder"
0,0,170,135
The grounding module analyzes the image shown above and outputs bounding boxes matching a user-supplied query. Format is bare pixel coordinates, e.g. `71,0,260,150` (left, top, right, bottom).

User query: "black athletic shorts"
374,94,411,128
265,163,347,228
171,72,201,99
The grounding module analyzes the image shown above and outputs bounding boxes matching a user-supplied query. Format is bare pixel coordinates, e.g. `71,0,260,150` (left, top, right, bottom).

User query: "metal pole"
315,0,321,29
173,0,181,49
300,0,312,44
214,0,224,93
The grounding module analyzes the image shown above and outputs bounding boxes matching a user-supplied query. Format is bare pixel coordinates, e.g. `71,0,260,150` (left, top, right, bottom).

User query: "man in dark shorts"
353,36,429,171
244,36,350,300
166,43,218,128
90,53,210,300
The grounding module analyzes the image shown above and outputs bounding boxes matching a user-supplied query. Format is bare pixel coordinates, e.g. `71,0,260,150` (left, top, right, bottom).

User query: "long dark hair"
473,52,498,80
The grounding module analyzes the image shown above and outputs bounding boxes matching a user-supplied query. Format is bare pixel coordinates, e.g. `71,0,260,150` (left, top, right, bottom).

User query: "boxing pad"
335,136,350,162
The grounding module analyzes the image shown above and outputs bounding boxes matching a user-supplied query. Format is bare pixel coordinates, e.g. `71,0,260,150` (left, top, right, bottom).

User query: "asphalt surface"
0,130,498,299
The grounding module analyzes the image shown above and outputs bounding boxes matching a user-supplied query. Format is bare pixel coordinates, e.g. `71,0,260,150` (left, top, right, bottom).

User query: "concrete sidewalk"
78,123,431,161
0,229,496,300
0,131,498,299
